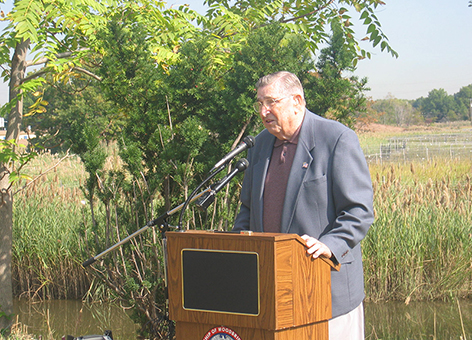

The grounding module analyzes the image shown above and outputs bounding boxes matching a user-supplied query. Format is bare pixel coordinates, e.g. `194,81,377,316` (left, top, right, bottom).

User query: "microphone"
197,158,249,210
210,136,255,173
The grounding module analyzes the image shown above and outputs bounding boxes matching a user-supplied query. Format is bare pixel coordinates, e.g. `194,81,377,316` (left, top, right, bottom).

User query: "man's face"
256,81,297,140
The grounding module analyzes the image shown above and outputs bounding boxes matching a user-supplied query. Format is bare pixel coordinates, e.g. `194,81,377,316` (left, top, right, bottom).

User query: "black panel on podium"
182,249,259,315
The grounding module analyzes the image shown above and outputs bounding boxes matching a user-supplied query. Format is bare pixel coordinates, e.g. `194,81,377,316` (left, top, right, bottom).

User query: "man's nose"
260,106,270,117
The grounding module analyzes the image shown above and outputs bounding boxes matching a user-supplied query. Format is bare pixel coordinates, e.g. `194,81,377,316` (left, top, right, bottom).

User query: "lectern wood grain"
166,231,335,340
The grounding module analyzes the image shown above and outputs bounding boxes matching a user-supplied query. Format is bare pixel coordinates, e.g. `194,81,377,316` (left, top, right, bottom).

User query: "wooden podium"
166,230,339,340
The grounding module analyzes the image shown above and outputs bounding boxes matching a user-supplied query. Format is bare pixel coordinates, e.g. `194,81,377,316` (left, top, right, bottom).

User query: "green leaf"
381,41,387,51
369,30,379,42
373,36,382,47
367,23,376,34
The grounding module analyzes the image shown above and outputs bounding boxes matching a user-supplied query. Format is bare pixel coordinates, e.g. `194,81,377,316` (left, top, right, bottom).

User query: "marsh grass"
365,159,472,302
12,131,472,302
1,317,36,340
13,153,92,299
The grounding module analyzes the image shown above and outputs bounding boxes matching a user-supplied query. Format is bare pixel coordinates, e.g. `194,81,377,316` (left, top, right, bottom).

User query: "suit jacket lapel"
281,111,316,233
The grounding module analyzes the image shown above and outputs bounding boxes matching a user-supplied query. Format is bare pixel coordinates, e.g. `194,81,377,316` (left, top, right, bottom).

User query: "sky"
353,0,472,100
1,0,471,104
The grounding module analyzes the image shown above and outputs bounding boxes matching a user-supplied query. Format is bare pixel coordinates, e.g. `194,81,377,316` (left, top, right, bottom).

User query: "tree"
454,84,472,121
371,95,423,126
304,20,370,127
0,0,116,330
0,0,196,329
23,79,118,153
415,88,458,122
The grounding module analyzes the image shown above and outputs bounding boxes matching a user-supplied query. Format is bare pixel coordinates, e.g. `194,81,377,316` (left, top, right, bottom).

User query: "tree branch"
72,66,102,81
214,0,335,40
22,65,102,83
26,48,90,67
22,47,102,82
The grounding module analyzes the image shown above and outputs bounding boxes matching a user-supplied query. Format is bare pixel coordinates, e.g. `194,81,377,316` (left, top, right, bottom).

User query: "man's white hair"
255,71,305,101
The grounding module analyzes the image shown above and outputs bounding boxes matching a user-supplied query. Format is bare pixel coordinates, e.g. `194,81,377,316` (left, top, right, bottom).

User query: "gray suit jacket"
233,110,374,318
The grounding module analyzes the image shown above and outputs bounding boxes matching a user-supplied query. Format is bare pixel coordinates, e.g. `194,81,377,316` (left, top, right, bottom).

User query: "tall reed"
364,158,472,302
12,149,472,303
13,153,92,299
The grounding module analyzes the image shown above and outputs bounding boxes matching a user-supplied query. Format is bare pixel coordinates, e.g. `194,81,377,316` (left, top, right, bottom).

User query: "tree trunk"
0,38,29,331
7,38,29,141
0,178,13,331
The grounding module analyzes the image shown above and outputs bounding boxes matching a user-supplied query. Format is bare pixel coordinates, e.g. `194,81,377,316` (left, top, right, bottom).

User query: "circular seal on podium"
202,326,242,340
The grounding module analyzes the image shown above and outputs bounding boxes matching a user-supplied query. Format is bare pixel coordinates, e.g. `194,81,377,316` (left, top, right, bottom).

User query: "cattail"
427,178,433,189
440,190,450,208
415,193,422,205
451,190,457,205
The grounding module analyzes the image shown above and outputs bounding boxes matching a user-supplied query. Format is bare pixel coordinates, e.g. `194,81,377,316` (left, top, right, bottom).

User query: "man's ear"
293,94,305,107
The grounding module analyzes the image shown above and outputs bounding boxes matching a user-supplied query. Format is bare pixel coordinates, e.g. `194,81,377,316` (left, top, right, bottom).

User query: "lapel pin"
302,162,309,169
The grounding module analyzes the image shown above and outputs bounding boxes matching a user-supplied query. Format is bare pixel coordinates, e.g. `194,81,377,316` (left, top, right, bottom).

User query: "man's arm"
317,128,374,263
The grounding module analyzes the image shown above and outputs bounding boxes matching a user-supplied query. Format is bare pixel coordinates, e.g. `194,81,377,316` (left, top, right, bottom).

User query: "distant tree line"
369,84,472,126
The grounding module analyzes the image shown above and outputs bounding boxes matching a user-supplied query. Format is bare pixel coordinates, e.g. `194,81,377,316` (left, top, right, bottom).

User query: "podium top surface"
166,230,340,270
168,229,302,241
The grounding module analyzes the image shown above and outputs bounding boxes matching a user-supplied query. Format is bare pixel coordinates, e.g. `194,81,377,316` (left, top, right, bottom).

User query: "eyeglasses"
253,95,293,112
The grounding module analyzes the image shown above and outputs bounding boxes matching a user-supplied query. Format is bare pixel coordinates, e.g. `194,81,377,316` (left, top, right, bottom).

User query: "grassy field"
359,121,472,163
11,122,472,302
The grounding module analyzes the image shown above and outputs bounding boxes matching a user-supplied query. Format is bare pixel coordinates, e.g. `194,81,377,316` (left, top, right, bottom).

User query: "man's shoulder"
304,110,353,137
306,110,349,129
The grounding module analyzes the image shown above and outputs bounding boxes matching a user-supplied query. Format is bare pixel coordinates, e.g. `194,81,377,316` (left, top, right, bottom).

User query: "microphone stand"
82,159,230,268
82,186,214,268
81,187,217,340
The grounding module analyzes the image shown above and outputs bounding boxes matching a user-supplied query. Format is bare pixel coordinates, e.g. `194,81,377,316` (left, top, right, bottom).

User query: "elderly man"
233,71,374,339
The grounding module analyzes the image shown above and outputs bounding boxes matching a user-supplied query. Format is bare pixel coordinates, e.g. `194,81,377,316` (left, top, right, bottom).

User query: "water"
365,300,472,340
13,299,472,340
13,299,140,340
